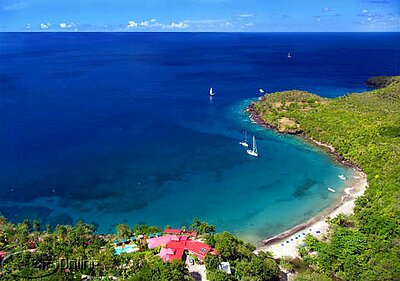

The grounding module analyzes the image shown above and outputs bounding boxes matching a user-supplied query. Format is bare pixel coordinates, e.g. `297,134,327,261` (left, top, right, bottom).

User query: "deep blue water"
0,32,398,242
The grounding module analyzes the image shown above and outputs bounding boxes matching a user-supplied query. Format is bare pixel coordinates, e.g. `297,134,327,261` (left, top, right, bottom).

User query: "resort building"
147,233,218,262
163,228,198,237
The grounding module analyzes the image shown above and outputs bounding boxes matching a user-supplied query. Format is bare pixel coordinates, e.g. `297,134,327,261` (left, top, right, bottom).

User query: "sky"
0,0,399,32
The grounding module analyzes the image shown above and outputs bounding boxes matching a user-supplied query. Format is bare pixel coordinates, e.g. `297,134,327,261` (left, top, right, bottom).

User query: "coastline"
246,102,369,258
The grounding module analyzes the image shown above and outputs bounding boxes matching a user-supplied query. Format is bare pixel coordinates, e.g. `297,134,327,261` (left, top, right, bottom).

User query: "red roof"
163,229,198,237
185,240,212,260
169,248,184,261
166,240,186,250
180,236,189,241
183,231,198,237
163,228,182,234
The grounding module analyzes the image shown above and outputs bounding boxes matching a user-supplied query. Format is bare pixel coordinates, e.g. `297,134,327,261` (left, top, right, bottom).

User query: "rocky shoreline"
245,102,362,172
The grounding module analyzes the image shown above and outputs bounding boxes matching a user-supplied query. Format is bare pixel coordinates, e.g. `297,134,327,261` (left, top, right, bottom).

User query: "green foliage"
294,270,332,281
205,232,279,281
204,253,222,270
213,232,255,261
207,269,236,281
0,218,196,280
116,224,133,239
189,218,216,234
234,251,279,281
133,224,162,235
253,76,400,280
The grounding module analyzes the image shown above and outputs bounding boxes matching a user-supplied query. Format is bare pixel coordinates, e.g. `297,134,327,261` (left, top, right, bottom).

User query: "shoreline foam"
246,103,368,258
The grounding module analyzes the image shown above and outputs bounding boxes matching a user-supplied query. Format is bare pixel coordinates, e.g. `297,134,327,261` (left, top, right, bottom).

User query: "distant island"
1,77,399,281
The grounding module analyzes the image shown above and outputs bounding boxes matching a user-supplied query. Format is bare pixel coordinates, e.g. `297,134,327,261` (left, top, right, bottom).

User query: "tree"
189,218,215,235
206,270,235,281
116,224,133,239
32,220,40,232
204,253,222,270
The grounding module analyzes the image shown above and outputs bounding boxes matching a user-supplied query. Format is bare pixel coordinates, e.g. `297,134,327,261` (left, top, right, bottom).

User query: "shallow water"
0,32,396,242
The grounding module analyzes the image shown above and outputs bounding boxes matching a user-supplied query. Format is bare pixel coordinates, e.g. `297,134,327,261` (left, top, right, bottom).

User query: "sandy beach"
255,170,368,258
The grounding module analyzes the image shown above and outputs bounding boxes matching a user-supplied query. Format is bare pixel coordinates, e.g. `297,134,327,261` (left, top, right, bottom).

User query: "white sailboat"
239,131,249,147
259,88,265,94
209,87,215,96
246,135,258,157
287,52,292,59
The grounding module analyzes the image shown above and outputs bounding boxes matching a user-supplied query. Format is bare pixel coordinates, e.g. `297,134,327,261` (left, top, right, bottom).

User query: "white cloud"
244,23,254,27
323,7,332,12
160,22,189,29
25,23,31,30
127,19,165,29
170,22,189,29
362,9,369,13
138,21,149,27
2,1,26,11
59,22,77,29
127,20,138,28
238,14,254,18
40,23,50,30
224,21,232,27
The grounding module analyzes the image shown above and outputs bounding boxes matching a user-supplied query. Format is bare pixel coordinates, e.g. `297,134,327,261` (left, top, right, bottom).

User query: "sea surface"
0,32,397,242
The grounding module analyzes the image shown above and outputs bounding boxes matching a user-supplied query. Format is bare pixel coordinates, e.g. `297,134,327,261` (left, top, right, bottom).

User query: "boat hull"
239,141,249,147
246,150,258,157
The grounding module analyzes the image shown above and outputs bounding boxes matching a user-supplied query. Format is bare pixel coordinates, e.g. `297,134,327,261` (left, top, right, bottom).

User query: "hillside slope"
250,77,400,280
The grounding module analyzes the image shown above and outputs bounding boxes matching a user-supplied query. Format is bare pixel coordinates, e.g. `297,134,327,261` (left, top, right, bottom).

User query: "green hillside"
251,76,400,280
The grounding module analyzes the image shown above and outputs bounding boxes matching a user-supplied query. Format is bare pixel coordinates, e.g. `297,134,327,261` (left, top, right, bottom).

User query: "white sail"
253,136,258,154
209,87,215,96
239,131,249,147
246,135,258,157
287,52,292,58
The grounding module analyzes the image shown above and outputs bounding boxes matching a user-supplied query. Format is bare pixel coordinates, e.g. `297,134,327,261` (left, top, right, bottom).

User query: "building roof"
147,235,174,249
163,228,182,234
159,247,184,262
166,240,186,250
163,228,198,237
219,262,232,274
183,231,198,237
185,240,212,260
149,233,217,262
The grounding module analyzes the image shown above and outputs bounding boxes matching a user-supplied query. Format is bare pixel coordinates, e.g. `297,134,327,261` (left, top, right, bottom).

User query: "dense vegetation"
252,76,400,280
0,217,280,280
204,232,279,281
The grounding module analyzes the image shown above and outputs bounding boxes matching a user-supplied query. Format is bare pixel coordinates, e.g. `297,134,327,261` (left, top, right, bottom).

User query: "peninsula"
249,76,400,280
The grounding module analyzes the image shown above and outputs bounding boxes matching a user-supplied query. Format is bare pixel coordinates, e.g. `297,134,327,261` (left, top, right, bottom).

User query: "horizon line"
1,31,398,33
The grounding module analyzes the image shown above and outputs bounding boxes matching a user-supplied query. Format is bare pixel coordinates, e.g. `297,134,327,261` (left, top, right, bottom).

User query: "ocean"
0,32,397,242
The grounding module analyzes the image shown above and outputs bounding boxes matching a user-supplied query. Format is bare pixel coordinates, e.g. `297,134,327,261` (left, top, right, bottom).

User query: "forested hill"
251,76,400,280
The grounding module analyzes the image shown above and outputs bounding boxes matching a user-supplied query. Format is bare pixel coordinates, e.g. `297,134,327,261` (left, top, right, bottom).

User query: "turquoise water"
1,33,395,242
114,245,138,255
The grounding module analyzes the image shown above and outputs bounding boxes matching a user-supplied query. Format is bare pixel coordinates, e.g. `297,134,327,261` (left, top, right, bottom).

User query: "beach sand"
255,170,368,258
